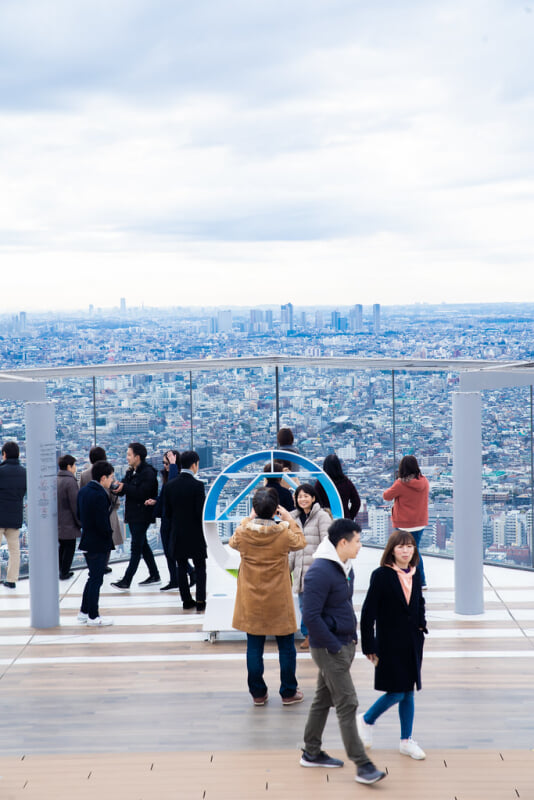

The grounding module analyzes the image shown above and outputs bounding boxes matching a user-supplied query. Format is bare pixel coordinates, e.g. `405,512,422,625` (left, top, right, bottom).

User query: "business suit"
164,470,206,606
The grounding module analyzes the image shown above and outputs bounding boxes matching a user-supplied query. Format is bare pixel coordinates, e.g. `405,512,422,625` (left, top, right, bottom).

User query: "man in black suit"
164,450,206,611
111,442,159,590
77,461,115,627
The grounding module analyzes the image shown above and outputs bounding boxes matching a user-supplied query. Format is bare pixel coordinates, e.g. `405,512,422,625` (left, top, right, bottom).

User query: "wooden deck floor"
1,550,533,799
1,749,533,799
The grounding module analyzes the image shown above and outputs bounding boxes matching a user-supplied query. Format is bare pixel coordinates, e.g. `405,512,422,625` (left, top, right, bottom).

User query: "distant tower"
331,310,340,331
89,304,94,315
281,302,294,332
265,309,274,330
349,304,363,332
217,309,232,332
373,303,381,334
120,298,126,313
19,311,27,331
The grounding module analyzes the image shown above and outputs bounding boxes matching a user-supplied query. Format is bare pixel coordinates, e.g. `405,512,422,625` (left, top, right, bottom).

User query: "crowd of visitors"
0,427,430,786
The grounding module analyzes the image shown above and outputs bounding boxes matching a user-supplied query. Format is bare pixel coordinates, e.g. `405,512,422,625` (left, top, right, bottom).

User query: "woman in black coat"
313,454,360,520
358,530,428,761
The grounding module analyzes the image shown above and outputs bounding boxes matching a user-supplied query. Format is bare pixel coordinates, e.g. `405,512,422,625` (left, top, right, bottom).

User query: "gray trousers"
304,642,368,766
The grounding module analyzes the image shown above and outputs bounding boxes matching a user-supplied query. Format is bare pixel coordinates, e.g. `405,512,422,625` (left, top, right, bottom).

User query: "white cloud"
0,0,534,310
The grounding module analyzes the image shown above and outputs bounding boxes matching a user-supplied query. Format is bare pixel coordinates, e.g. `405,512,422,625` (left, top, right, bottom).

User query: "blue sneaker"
300,750,344,768
355,761,386,784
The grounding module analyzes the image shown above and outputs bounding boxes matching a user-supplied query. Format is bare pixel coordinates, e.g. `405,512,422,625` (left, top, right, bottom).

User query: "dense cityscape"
1,300,534,580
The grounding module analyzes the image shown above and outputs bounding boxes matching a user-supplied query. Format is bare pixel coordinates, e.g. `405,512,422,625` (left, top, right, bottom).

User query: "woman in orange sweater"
383,456,429,589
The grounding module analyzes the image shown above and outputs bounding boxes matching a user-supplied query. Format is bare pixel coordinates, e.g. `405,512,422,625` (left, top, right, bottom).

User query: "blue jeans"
246,633,297,699
364,691,415,740
298,593,308,637
81,551,109,620
411,528,427,586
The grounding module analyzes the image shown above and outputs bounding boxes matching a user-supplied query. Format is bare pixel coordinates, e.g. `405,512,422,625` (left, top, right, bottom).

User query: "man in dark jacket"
57,454,81,580
77,460,115,626
111,442,159,590
164,450,206,611
0,441,27,588
300,519,386,785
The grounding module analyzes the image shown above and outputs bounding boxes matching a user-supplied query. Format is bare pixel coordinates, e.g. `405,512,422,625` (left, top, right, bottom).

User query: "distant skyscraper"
349,304,363,332
314,311,323,329
281,302,294,332
217,310,232,332
299,311,306,329
331,310,340,330
373,303,381,334
265,310,273,330
120,298,126,313
19,311,27,331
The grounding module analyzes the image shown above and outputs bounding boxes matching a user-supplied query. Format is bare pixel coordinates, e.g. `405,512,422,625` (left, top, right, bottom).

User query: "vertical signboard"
25,402,60,628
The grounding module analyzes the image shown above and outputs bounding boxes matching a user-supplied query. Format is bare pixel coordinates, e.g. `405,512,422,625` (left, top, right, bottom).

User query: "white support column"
453,392,484,615
25,402,59,628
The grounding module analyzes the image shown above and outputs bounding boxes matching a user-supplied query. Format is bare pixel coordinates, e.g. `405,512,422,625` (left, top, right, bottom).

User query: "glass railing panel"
481,385,532,568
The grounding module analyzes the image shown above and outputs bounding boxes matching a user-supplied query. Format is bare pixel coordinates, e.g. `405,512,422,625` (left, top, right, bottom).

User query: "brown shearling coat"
229,517,306,636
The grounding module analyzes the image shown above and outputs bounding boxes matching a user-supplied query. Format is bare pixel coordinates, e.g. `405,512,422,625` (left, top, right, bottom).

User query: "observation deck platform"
1,548,533,799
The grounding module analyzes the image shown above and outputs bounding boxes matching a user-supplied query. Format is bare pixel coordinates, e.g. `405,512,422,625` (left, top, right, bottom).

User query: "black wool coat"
360,566,427,692
164,472,206,560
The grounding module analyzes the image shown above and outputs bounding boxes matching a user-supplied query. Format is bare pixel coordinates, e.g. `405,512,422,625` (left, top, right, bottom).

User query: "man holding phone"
229,487,306,706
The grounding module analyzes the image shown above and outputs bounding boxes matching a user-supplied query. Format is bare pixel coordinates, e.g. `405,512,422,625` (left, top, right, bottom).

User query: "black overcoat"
164,472,206,560
360,566,427,692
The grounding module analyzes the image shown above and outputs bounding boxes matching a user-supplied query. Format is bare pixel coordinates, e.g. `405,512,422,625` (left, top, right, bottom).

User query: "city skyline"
2,2,534,310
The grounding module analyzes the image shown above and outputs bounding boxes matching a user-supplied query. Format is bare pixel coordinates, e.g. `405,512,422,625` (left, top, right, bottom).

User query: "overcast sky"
1,0,533,311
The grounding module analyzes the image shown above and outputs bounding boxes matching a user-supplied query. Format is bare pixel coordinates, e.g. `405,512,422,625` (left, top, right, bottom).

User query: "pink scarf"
390,563,416,605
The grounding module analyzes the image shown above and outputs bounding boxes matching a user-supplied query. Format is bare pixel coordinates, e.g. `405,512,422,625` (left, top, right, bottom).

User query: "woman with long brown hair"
357,530,428,760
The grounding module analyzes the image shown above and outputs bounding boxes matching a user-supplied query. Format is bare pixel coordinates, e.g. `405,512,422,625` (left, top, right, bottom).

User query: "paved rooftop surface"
1,548,533,798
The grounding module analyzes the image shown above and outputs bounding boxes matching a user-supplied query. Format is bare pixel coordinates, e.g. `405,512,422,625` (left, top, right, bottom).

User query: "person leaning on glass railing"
382,455,429,590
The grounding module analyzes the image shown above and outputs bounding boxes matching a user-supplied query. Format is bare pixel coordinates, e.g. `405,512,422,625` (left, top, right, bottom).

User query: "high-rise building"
373,303,381,334
281,303,294,332
217,310,232,332
265,310,273,330
120,298,126,313
349,304,363,332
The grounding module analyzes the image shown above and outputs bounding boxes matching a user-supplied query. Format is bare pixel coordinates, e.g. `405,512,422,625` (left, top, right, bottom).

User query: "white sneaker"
400,738,426,760
86,616,114,627
357,713,373,748
77,612,89,624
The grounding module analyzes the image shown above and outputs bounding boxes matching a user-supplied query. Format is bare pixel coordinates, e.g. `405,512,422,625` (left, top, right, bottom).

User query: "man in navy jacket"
77,461,115,626
300,519,386,785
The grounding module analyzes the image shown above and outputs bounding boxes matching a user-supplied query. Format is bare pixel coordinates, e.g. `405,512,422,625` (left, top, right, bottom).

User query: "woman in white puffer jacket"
289,482,332,650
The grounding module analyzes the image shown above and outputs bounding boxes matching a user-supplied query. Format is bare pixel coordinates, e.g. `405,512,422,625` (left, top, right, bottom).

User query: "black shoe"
160,582,179,591
59,571,74,580
300,750,344,768
104,567,112,574
111,580,130,590
182,600,196,610
355,761,386,785
195,601,206,612
189,570,197,588
138,575,161,586
2,581,16,588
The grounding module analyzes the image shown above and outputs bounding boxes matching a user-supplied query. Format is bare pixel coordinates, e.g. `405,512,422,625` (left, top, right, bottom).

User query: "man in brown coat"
229,487,306,706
